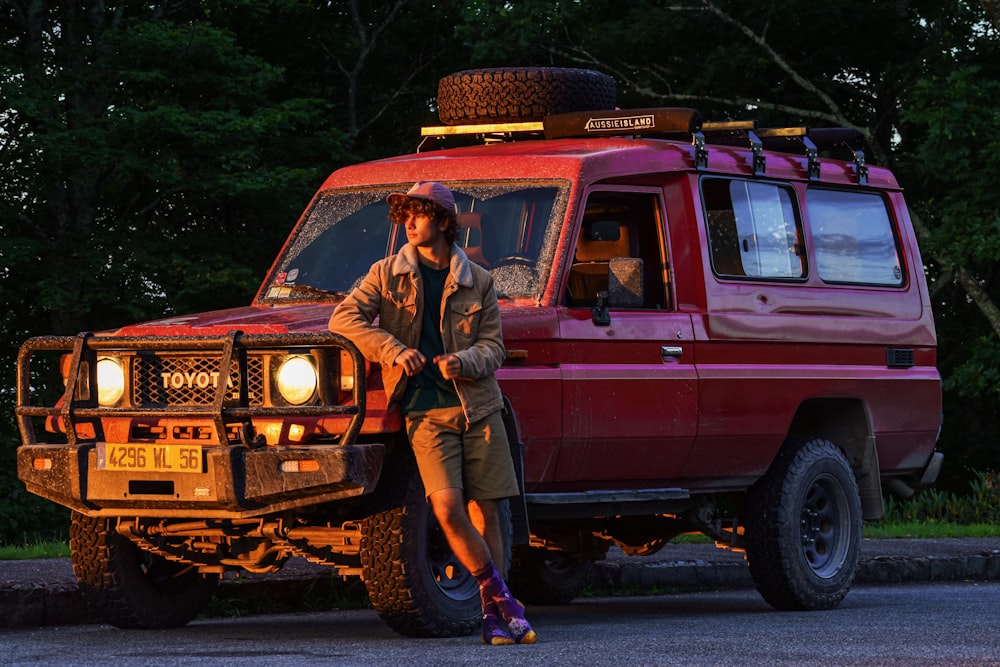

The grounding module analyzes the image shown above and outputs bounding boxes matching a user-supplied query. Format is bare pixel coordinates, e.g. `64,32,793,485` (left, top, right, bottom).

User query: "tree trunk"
980,0,1000,30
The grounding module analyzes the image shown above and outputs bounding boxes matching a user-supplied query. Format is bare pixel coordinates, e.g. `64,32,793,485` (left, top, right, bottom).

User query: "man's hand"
434,353,462,380
394,348,426,376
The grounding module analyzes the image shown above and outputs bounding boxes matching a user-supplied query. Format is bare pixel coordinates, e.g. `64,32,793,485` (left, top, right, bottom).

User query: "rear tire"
437,67,617,125
744,438,862,611
509,546,594,605
359,469,512,637
69,512,218,628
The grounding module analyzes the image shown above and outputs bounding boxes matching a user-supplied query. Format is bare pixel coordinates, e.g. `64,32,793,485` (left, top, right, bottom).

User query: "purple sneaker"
494,596,537,644
481,601,514,645
475,562,537,644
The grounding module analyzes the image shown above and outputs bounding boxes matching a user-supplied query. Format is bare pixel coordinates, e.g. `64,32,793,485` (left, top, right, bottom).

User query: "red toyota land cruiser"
16,68,942,637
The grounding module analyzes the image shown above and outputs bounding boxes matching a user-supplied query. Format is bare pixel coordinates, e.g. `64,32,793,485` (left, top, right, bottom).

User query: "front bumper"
18,441,385,518
15,331,384,518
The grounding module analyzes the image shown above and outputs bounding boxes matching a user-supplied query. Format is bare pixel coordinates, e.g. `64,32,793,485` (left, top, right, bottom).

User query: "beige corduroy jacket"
328,244,505,423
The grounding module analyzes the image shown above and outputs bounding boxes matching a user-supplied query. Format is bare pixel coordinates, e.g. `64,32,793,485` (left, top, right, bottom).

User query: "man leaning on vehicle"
328,181,536,645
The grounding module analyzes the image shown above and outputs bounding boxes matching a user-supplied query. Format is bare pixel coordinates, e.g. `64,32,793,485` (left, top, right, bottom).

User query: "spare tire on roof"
437,67,617,125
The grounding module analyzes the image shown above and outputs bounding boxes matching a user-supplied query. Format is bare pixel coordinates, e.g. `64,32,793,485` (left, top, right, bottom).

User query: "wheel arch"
786,398,884,519
356,431,418,515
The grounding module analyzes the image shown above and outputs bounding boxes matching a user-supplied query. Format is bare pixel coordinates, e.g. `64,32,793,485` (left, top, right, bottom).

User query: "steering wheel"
492,255,534,268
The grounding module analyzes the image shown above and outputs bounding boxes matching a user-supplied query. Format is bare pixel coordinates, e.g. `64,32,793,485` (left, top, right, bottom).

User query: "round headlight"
276,356,317,405
96,357,125,406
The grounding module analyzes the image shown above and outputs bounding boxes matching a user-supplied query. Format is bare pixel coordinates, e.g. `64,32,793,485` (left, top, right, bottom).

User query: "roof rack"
419,121,544,151
419,108,870,184
701,123,869,184
418,107,701,151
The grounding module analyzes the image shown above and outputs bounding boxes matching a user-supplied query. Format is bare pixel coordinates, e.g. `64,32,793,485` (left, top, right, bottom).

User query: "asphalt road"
2,581,999,666
2,537,1000,629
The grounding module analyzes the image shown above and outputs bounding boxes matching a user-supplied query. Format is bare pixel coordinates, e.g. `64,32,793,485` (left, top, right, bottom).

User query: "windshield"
261,181,570,302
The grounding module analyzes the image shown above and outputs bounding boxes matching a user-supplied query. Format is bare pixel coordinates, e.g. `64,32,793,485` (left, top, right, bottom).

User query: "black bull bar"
15,331,386,518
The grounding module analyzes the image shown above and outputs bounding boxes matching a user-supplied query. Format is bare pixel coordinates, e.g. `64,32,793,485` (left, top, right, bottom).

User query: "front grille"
131,355,265,407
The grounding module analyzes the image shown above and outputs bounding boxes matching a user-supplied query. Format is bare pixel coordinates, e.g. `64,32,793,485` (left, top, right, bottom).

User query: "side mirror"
592,291,611,326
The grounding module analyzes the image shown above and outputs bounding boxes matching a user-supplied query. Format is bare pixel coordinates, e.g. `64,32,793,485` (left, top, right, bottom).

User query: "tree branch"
322,0,409,141
699,0,847,121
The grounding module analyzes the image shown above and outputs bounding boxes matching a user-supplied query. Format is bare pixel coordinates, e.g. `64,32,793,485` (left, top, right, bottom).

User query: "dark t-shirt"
401,262,461,413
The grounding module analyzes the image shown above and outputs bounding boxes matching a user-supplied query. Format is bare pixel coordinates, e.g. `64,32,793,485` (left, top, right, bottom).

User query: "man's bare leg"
428,488,492,571
467,498,504,572
428,489,535,644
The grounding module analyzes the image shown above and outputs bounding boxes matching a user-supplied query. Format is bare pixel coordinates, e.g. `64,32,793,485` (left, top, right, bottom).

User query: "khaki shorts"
405,406,519,501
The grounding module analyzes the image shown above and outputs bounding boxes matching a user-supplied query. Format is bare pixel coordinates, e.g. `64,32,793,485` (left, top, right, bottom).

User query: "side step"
525,488,690,520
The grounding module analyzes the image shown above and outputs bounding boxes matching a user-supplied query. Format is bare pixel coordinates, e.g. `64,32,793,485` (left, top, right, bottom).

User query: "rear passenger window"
808,189,904,286
703,179,804,279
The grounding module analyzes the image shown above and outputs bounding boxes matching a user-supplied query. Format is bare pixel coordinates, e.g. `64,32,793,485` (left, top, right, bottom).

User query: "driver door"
555,188,697,484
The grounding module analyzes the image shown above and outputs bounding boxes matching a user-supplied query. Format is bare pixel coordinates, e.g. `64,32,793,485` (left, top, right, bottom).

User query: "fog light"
262,422,283,444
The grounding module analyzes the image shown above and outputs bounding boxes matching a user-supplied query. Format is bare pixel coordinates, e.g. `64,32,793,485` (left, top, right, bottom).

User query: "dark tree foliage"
0,0,352,542
1,3,344,338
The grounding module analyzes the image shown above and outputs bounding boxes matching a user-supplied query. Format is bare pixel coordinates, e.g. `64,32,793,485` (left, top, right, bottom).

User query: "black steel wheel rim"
799,473,851,578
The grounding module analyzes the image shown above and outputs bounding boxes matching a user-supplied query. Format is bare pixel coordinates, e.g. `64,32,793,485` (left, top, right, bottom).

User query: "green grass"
0,540,70,560
668,532,713,544
863,521,1000,539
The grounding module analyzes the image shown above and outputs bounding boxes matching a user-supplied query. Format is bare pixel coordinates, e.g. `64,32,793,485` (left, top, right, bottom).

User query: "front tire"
744,438,862,611
69,512,218,628
359,469,512,637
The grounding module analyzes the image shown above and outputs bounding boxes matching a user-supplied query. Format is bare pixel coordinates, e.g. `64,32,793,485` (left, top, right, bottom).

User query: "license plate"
97,443,203,473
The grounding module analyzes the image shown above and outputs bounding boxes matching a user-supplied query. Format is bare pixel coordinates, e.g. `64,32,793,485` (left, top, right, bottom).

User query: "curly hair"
389,197,459,245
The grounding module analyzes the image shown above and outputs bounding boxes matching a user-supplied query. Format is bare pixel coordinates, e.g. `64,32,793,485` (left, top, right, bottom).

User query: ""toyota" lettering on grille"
161,371,225,390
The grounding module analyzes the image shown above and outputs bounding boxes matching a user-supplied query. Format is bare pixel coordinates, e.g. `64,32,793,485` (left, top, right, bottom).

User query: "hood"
109,303,337,337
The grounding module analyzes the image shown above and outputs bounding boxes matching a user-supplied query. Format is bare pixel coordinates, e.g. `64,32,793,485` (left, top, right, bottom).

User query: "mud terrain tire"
744,438,862,611
69,512,218,628
359,469,512,638
437,67,617,125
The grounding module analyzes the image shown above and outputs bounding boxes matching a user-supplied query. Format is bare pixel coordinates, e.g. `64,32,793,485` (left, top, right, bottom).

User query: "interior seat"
567,214,632,306
456,212,490,267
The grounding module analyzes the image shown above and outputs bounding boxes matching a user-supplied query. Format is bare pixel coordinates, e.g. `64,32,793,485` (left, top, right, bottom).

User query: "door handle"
660,345,683,359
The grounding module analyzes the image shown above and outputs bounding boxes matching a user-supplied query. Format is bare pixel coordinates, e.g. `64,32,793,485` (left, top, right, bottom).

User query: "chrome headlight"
96,357,125,406
276,355,318,405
